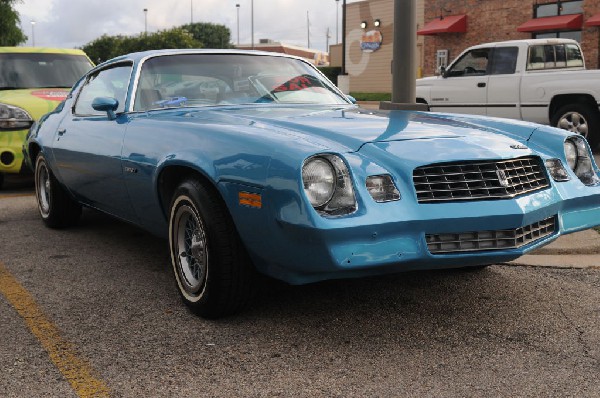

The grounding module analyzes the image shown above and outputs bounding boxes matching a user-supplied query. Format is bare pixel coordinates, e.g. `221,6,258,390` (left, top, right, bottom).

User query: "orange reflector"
239,191,262,208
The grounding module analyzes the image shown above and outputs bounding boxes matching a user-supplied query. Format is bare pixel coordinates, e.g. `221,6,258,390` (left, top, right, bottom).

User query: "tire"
551,103,600,149
34,154,82,228
0,173,4,190
168,179,256,318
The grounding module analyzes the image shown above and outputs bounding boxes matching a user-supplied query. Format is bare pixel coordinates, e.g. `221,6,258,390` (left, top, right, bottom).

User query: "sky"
15,0,359,53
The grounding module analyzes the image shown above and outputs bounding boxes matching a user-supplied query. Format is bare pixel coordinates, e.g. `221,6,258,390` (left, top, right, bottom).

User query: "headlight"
0,103,33,129
302,154,356,216
563,136,599,186
302,157,336,207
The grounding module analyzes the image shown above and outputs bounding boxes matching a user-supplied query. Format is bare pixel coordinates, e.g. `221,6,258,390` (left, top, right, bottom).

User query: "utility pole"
236,4,240,45
251,0,254,50
335,0,340,44
190,0,193,24
326,27,330,53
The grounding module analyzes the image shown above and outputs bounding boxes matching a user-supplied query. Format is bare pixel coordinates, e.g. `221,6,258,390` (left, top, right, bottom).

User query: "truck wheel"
168,179,257,318
551,104,600,148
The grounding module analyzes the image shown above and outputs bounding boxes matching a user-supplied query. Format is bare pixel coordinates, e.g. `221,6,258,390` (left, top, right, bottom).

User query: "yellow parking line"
0,193,35,199
0,261,110,397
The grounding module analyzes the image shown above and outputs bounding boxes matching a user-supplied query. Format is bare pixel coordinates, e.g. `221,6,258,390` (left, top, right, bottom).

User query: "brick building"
421,0,600,76
330,0,600,92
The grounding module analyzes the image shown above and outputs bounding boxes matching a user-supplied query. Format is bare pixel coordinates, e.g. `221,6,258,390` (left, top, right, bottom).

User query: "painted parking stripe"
0,193,35,199
0,261,110,397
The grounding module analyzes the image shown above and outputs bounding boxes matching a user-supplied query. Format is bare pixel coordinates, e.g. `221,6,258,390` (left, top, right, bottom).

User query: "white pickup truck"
416,38,600,147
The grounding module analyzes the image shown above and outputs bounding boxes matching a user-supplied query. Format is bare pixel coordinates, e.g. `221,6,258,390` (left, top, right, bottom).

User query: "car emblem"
496,169,510,187
510,144,528,150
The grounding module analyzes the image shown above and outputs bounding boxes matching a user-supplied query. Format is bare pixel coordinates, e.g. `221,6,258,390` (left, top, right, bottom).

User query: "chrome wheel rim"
558,111,589,138
173,203,208,296
36,162,51,217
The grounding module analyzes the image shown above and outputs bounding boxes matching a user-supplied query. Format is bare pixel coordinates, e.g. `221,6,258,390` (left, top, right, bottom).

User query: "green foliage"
82,27,202,64
317,66,342,85
350,92,391,102
0,0,27,46
82,22,233,64
181,22,234,49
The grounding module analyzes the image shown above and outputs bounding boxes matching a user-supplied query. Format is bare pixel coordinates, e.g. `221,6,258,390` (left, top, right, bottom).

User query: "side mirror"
437,66,447,77
92,97,119,120
346,95,357,104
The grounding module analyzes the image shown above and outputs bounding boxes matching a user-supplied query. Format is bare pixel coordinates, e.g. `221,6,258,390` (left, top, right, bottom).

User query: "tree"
82,28,202,64
0,0,27,46
181,22,234,49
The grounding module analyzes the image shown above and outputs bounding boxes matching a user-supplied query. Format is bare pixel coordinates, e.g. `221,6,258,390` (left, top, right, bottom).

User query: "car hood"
188,105,537,155
0,88,69,120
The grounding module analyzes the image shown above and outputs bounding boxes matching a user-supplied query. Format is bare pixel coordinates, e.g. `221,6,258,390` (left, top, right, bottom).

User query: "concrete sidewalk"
508,228,600,269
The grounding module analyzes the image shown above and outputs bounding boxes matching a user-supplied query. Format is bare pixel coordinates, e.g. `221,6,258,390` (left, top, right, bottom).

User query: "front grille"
413,157,549,203
426,216,556,254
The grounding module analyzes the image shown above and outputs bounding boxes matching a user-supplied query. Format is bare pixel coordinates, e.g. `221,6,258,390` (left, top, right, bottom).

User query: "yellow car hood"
0,88,70,120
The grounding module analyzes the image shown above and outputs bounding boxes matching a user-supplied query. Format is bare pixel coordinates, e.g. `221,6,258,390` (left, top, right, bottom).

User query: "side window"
565,44,584,67
74,64,132,115
490,47,518,75
446,49,490,77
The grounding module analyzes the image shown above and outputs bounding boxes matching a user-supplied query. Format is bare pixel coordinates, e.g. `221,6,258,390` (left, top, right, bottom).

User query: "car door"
52,63,136,220
486,46,521,120
428,47,491,115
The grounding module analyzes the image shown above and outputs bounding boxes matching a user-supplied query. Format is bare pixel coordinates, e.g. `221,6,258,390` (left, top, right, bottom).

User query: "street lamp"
335,0,340,44
190,0,193,24
251,0,254,50
236,4,240,45
30,21,36,46
143,8,148,34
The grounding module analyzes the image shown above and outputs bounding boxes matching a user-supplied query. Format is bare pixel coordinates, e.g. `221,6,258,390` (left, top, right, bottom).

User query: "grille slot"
413,157,549,203
426,216,556,254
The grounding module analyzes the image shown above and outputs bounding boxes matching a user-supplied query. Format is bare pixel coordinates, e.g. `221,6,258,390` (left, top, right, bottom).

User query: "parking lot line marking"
0,261,110,398
0,193,35,199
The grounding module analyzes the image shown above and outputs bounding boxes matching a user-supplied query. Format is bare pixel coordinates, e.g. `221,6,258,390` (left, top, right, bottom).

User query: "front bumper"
227,180,600,285
0,129,28,174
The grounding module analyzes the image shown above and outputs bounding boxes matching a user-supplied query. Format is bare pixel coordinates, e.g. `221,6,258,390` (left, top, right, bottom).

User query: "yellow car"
0,47,93,188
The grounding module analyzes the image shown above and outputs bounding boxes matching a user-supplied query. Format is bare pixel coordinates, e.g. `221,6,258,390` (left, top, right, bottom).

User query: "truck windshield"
0,53,93,90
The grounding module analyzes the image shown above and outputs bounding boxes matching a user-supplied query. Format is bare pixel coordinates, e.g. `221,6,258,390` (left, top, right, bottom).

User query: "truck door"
486,46,521,120
428,48,490,116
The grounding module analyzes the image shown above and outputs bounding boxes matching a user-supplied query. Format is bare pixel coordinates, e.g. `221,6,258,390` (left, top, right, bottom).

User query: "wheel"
551,103,600,148
34,154,81,228
168,179,256,318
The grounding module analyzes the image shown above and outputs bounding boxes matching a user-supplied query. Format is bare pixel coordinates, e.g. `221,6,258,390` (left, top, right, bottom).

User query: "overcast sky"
15,0,359,53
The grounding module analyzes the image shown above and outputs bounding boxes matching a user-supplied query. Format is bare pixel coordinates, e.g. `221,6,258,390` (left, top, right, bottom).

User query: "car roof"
96,48,305,68
0,47,88,55
467,38,578,49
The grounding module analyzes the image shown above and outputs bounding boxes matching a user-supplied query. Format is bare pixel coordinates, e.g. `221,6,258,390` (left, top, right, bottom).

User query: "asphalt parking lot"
1,175,600,397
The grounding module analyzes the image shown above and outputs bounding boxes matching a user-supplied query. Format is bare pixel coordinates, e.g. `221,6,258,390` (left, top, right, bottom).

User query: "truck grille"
426,216,556,254
413,157,549,203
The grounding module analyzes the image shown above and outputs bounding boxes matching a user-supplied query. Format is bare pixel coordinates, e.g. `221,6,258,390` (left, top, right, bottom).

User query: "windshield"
0,53,93,90
133,53,349,111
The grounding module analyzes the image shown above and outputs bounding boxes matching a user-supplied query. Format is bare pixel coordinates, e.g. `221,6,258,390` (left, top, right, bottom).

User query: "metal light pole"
190,0,193,24
30,21,36,46
335,0,340,44
341,0,346,75
251,0,254,50
307,11,310,49
236,4,240,45
143,8,148,34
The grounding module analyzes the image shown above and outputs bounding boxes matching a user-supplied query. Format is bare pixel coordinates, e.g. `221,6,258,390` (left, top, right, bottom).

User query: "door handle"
58,128,66,136
477,82,486,88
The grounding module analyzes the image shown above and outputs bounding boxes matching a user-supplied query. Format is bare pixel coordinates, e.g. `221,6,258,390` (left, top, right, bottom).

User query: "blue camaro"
24,50,600,317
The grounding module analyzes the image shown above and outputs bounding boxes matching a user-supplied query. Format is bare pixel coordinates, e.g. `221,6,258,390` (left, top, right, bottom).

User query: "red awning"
417,15,467,36
585,13,600,27
517,14,583,32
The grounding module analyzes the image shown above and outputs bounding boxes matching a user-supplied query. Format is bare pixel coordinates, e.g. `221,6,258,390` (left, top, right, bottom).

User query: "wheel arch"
549,94,599,121
157,164,223,220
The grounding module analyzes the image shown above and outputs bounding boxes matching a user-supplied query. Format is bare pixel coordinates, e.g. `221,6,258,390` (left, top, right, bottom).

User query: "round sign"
360,30,383,53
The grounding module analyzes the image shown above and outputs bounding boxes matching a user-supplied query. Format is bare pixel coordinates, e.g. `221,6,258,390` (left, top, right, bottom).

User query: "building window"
534,0,582,18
